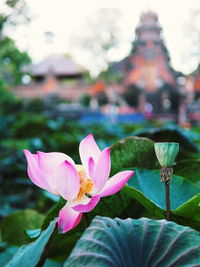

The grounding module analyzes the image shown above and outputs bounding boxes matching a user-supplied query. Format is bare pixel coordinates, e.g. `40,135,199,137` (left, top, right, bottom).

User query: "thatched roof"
28,54,86,77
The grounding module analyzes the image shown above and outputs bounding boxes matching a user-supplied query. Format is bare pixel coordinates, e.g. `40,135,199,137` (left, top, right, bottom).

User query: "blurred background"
0,0,200,219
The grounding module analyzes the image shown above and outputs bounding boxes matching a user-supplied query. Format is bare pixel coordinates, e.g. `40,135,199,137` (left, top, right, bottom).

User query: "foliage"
110,136,157,174
0,0,31,86
0,96,200,265
6,219,57,267
1,0,29,30
65,217,200,267
0,80,15,107
1,2,199,265
99,67,123,83
174,158,200,185
79,93,91,107
133,124,200,157
0,37,31,85
0,209,44,245
126,168,200,230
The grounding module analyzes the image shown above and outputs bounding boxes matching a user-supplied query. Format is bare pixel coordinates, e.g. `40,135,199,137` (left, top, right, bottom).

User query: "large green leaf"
0,247,63,267
0,209,44,245
64,216,200,267
173,194,200,231
17,192,138,261
126,168,200,230
133,125,200,158
110,136,157,175
47,188,148,261
6,219,57,267
0,246,19,266
128,168,199,210
42,197,66,230
173,158,200,185
90,187,147,219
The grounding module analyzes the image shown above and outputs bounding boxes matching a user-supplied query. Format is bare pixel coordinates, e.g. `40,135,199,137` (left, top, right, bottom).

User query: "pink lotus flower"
24,134,134,233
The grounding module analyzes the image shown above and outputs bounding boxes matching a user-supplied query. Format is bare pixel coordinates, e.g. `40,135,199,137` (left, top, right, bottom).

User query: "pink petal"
37,151,74,176
23,149,53,193
79,134,101,168
72,195,100,212
55,161,80,201
88,157,95,178
91,148,111,194
58,204,82,233
100,170,134,197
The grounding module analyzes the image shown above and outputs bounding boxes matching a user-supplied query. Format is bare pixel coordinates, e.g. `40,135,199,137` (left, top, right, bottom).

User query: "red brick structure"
12,11,186,119
12,54,89,101
110,11,181,115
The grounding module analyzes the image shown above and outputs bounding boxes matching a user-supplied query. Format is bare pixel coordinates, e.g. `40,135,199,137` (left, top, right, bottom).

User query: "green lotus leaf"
110,136,157,175
173,158,200,185
65,216,200,266
6,219,57,267
133,125,199,157
0,209,44,245
126,168,200,230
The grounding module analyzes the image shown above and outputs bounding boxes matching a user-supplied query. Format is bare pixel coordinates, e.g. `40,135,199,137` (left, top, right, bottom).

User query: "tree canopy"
0,0,31,87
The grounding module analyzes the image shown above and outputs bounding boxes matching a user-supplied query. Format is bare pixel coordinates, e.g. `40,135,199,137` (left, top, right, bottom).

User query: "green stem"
83,213,89,228
165,182,171,221
160,166,173,221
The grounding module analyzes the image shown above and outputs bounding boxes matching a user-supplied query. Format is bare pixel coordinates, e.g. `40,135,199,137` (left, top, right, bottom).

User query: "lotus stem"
165,182,171,221
83,213,89,228
160,167,173,221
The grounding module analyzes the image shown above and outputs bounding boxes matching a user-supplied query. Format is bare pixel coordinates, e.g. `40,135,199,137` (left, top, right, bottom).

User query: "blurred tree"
0,0,31,86
99,63,124,83
1,0,30,31
70,8,122,76
0,37,30,85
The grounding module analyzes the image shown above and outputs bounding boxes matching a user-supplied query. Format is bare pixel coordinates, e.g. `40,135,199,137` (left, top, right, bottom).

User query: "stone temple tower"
118,11,180,114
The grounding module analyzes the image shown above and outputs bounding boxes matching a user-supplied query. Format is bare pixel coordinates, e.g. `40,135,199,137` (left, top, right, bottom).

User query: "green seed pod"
154,142,179,167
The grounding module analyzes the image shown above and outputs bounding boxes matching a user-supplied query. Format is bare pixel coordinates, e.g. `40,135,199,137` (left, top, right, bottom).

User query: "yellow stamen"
75,165,94,200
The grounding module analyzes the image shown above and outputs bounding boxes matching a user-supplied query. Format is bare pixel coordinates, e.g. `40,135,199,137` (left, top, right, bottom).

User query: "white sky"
5,0,200,75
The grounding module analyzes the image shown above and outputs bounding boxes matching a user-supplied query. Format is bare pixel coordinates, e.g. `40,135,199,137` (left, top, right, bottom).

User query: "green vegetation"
0,2,200,265
0,93,200,265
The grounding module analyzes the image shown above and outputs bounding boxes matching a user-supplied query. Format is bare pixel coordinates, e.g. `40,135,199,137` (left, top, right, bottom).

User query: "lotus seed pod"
154,142,179,167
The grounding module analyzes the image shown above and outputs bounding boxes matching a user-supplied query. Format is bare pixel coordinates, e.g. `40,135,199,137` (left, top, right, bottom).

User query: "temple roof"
140,10,159,23
28,54,86,77
136,10,161,38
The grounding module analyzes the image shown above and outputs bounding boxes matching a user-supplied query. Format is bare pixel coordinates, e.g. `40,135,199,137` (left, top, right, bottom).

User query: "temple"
109,11,182,115
13,10,197,123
